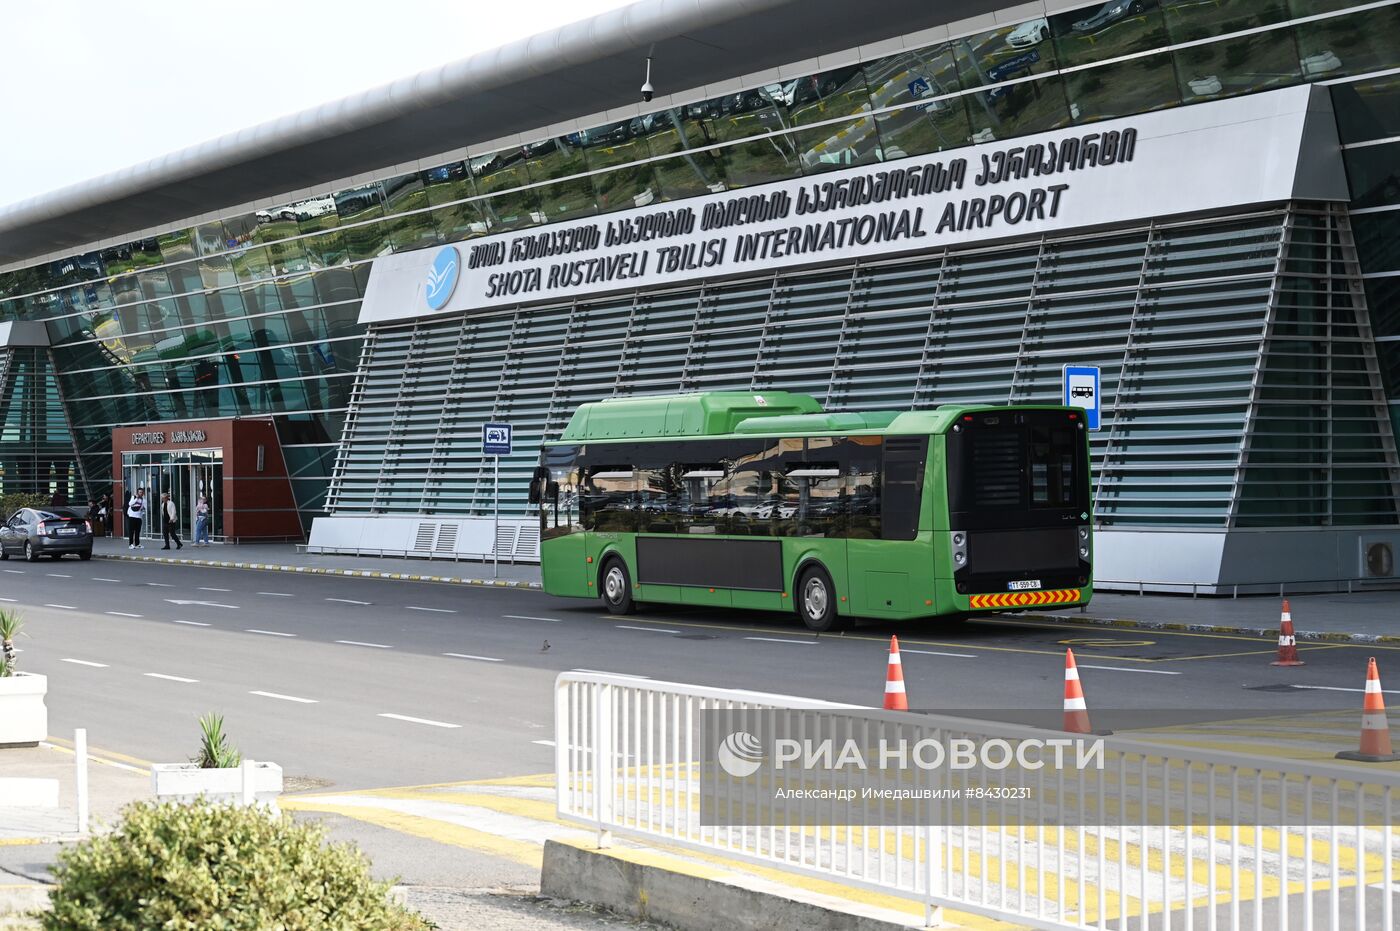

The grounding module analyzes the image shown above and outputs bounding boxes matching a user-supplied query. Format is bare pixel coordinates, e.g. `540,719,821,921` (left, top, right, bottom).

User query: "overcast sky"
0,0,637,209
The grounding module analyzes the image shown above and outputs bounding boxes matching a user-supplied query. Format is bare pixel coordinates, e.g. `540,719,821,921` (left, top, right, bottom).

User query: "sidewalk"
90,537,541,589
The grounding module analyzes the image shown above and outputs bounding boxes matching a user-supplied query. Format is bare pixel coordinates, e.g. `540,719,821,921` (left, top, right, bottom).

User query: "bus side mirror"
546,480,559,504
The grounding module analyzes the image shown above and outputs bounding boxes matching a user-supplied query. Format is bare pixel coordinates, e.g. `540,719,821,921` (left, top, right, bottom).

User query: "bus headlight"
1079,546,1089,558
954,552,966,565
1077,527,1089,542
953,533,964,546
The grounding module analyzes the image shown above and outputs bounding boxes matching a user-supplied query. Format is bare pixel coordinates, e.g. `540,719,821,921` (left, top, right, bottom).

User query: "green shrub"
0,493,48,519
41,799,434,931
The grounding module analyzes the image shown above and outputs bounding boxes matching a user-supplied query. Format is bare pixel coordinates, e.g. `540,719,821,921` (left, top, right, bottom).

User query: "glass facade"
0,0,1398,533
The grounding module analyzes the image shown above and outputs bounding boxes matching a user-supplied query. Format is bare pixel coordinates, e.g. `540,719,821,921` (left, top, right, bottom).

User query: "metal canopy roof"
0,0,989,267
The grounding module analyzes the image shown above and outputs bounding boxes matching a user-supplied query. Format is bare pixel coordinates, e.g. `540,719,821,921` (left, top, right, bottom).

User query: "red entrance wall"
111,418,303,541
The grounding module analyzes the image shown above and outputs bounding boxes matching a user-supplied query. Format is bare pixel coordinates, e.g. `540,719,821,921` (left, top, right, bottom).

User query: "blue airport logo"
424,246,461,310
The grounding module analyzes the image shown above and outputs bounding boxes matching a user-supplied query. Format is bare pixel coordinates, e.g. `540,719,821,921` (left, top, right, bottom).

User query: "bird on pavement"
541,640,551,652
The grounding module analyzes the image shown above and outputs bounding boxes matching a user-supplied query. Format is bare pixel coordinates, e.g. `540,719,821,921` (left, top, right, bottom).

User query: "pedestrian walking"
126,488,146,548
160,492,183,550
194,495,211,546
96,494,110,537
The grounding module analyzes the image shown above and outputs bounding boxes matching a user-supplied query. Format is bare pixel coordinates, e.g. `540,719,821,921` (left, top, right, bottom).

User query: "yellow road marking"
44,736,153,773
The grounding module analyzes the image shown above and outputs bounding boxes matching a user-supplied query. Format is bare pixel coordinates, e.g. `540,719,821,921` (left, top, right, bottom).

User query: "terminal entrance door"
121,450,223,542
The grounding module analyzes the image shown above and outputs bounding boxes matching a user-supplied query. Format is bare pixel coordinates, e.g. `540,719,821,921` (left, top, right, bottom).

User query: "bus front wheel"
600,557,636,615
796,565,843,632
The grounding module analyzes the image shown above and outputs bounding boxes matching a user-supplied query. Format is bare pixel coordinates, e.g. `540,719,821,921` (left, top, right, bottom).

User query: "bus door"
845,435,928,617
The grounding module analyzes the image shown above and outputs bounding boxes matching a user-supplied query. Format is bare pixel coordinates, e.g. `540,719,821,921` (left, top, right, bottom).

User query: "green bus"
529,391,1092,630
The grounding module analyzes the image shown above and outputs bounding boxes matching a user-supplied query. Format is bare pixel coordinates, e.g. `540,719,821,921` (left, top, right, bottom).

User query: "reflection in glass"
636,109,726,200
1173,27,1301,102
1295,5,1400,80
866,43,970,158
523,137,597,220
1333,73,1400,145
582,123,660,212
1343,142,1400,209
473,150,539,231
1162,0,1289,43
966,74,1073,142
1051,0,1168,68
1353,210,1400,273
1066,52,1181,123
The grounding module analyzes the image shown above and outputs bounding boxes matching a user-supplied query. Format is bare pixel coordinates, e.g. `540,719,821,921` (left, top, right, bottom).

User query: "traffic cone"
1270,599,1305,667
1336,657,1399,762
884,636,908,711
1063,648,1093,734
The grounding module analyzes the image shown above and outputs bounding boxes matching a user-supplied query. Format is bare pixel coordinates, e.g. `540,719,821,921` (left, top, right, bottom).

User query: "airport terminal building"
3,0,1400,590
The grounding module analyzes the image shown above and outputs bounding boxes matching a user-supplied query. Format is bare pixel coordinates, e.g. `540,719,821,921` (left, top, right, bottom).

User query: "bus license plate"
1008,579,1041,591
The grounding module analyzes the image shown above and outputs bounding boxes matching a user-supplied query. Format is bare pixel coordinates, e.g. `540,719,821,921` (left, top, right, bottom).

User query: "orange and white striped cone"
1336,657,1399,762
1063,648,1093,734
1270,599,1305,667
884,635,908,711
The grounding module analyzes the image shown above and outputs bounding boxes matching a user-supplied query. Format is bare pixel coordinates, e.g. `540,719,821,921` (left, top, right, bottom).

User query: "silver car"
0,507,94,562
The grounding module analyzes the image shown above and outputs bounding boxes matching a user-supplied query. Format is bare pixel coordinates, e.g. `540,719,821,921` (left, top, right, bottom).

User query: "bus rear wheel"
600,557,636,615
796,565,843,632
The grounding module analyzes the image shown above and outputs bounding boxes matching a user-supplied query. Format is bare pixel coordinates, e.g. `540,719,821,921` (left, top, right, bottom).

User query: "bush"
0,492,48,519
41,799,434,931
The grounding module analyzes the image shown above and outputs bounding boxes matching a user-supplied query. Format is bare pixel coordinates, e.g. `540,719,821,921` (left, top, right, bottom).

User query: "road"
3,557,1389,793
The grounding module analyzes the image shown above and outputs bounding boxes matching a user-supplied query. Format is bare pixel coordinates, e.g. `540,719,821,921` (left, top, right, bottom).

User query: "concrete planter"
0,673,48,747
151,761,283,810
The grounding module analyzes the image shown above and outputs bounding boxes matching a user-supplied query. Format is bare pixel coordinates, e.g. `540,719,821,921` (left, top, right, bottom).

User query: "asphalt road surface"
2,558,1388,792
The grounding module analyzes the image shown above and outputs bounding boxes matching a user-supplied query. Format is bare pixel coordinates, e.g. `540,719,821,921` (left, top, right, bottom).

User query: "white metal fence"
554,672,1400,931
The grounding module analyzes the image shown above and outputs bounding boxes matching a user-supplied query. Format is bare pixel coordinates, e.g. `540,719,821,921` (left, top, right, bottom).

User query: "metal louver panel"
324,204,1398,531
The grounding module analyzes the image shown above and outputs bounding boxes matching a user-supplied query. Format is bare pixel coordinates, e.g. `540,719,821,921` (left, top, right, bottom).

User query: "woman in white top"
194,496,211,546
126,488,146,548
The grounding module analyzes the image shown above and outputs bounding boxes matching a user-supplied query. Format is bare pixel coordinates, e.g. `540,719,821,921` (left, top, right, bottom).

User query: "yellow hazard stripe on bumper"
969,588,1083,609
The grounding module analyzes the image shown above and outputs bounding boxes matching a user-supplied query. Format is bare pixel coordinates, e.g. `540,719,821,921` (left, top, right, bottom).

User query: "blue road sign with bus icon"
1062,365,1101,430
482,422,513,455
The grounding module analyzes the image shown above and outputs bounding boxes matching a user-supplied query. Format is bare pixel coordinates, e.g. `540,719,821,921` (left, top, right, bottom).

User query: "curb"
1021,610,1400,645
92,553,542,591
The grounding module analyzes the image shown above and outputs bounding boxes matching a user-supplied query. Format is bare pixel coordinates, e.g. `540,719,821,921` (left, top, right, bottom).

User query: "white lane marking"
0,597,14,602
61,658,108,668
504,614,562,623
144,672,198,683
172,619,211,627
744,637,817,645
145,582,174,587
617,625,680,634
2,569,23,574
165,599,238,609
405,606,455,613
443,653,503,662
378,713,460,729
250,690,317,704
326,598,372,605
1293,684,1400,695
198,587,231,593
105,612,144,618
92,577,121,582
571,669,651,679
533,739,557,748
44,604,76,610
335,640,393,649
902,648,978,658
257,592,294,597
46,573,71,578
245,629,296,638
1077,664,1182,676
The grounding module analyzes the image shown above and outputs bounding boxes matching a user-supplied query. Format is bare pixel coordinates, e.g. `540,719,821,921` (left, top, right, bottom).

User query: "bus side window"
581,466,638,533
845,436,882,539
882,437,927,541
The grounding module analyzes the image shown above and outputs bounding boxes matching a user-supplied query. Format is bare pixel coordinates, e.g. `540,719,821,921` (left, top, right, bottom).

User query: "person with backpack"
126,488,146,548
160,492,183,550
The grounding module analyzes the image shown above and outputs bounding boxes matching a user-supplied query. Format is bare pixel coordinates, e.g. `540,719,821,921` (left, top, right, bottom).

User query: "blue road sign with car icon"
482,422,513,455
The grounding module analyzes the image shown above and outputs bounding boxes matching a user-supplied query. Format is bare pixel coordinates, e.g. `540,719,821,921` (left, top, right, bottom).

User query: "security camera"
641,56,654,103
